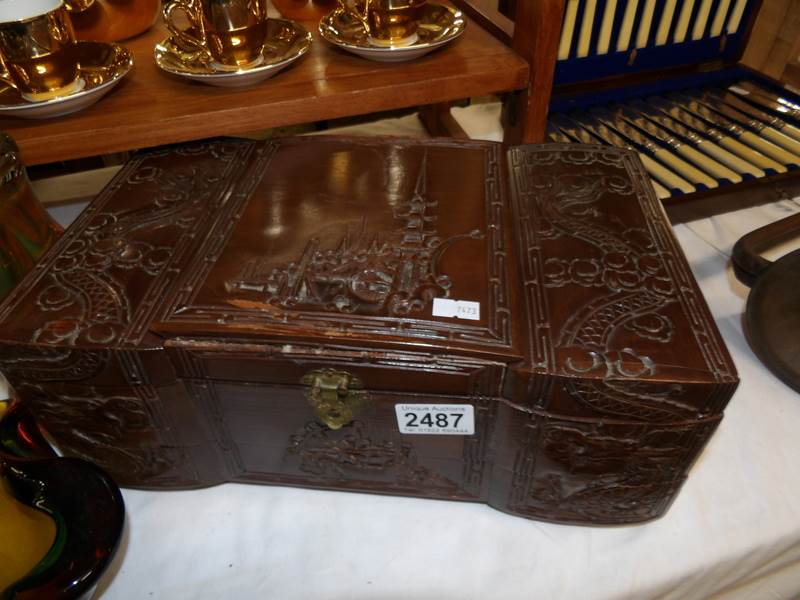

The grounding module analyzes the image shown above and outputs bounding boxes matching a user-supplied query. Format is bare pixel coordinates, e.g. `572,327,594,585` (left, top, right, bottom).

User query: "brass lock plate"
301,368,368,430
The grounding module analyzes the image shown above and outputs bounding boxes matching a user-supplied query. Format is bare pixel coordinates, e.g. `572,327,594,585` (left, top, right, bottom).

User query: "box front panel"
185,379,498,501
166,339,507,397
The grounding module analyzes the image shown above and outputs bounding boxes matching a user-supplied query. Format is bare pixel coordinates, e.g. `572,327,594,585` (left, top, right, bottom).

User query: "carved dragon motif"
524,421,701,521
521,156,686,418
0,347,109,382
30,148,239,347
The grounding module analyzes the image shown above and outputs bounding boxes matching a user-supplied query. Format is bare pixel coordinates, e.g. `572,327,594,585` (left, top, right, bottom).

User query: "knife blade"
728,81,800,120
706,88,800,151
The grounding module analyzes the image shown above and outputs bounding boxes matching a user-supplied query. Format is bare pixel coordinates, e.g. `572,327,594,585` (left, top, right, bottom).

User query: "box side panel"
12,380,227,489
506,144,738,419
488,401,722,524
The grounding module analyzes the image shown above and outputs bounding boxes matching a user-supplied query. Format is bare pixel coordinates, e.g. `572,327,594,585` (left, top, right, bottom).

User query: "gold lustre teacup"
335,0,427,47
0,0,83,102
164,0,270,70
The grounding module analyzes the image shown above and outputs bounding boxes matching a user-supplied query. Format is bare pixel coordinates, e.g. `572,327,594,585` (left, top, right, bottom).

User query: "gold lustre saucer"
0,41,133,120
155,19,311,88
319,3,466,62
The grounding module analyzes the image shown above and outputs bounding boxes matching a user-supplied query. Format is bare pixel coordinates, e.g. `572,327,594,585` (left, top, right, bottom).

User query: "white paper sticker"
395,404,475,435
432,298,480,321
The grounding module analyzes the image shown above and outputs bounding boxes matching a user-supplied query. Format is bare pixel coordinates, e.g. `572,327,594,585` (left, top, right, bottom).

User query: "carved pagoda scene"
227,151,482,316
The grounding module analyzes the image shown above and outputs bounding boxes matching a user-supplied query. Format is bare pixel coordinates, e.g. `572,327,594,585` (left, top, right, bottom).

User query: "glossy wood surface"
503,0,564,144
0,11,528,166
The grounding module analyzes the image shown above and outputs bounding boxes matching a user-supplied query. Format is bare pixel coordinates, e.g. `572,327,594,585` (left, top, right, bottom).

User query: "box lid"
0,137,737,415
151,137,523,364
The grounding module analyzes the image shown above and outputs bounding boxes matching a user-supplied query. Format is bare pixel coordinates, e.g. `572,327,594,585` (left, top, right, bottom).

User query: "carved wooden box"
0,136,738,525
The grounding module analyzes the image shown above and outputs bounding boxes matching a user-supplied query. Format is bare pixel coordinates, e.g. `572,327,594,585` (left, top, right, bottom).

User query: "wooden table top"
1,12,528,166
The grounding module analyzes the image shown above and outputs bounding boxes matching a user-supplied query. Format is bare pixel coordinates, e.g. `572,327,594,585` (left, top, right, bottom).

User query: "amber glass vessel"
0,133,63,302
0,401,125,599
0,400,57,595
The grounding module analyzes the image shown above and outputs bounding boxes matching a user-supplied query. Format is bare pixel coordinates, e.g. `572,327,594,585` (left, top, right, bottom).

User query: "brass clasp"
301,369,368,430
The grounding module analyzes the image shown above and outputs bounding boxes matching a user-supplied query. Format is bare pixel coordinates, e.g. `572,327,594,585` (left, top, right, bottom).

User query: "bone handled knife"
591,106,718,189
686,90,800,165
619,100,741,183
577,112,696,193
711,106,800,167
706,89,800,152
668,93,789,173
609,103,719,187
627,98,744,181
646,96,765,177
549,113,680,198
